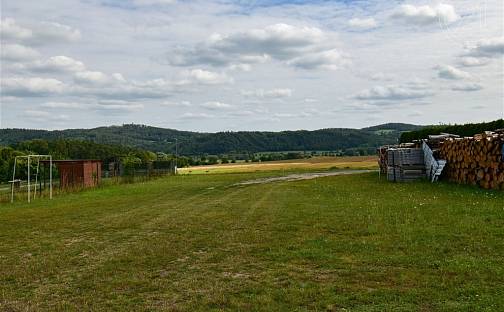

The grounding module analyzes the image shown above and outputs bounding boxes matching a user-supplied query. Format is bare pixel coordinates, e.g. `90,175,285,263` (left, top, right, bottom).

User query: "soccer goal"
10,155,53,203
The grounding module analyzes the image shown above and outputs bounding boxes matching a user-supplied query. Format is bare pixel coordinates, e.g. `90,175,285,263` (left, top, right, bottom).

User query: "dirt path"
233,170,376,186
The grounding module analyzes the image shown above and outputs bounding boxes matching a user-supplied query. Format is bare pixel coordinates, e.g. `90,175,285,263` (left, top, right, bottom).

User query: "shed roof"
40,159,102,164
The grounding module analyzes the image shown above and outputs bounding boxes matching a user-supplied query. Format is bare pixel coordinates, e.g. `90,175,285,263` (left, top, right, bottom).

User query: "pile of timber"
428,133,460,149
387,148,425,182
377,146,388,174
439,131,504,190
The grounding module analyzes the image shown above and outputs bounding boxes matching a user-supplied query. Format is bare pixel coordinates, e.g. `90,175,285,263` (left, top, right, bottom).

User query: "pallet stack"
378,143,421,175
439,131,504,190
387,148,425,182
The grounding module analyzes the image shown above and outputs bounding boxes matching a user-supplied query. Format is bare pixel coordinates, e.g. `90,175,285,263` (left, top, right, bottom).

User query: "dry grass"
179,156,378,175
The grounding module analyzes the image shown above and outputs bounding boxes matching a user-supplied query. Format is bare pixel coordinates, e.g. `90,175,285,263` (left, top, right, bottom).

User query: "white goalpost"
10,155,53,203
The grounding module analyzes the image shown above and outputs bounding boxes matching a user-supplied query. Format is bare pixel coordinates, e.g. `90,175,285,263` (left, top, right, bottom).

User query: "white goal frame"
10,155,53,203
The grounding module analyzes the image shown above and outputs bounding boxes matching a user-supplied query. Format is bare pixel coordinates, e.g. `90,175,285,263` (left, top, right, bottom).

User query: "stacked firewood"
377,146,388,174
439,131,504,190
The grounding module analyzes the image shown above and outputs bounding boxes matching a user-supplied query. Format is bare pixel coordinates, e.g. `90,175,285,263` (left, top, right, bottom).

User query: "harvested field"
179,156,377,174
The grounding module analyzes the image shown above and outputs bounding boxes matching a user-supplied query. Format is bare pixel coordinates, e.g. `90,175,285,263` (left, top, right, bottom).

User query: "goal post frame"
10,155,53,203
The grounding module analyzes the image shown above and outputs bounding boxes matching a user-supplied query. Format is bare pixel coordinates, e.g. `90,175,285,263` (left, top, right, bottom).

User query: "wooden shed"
42,160,102,189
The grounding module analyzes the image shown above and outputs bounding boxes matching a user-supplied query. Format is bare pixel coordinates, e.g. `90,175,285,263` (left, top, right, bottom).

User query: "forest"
0,123,419,155
400,119,504,143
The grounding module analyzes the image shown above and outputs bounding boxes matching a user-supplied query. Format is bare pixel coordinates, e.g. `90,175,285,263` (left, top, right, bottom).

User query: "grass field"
1,162,503,311
179,156,378,174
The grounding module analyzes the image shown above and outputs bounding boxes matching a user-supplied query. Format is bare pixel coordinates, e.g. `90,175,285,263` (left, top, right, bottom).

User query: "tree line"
400,119,504,143
0,139,159,182
0,123,417,155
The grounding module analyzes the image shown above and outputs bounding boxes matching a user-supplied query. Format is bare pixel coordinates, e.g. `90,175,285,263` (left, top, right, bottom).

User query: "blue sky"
0,0,502,131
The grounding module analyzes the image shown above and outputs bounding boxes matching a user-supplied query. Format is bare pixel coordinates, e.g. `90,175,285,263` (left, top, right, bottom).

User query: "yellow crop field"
179,156,378,174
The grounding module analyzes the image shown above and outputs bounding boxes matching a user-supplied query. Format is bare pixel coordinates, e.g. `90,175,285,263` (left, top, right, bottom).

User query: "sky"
0,0,503,132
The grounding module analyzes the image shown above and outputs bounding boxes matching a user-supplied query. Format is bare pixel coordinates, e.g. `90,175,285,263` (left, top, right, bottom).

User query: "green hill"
0,123,420,155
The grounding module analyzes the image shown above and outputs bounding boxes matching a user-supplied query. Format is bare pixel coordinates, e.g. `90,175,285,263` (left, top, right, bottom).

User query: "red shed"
42,160,102,189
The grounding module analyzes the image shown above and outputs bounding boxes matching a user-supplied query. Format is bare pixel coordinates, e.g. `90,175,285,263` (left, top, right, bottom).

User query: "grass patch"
1,171,503,311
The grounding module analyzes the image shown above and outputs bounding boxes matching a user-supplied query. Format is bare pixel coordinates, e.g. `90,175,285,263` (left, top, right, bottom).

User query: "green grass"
1,171,503,311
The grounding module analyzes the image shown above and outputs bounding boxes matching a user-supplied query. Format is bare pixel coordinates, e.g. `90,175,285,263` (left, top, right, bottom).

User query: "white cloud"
436,65,471,80
161,100,192,107
200,101,233,110
451,82,483,92
227,110,256,117
210,23,324,58
112,73,126,82
391,4,459,26
459,57,489,67
179,112,214,120
94,100,144,113
1,44,40,61
178,69,233,85
355,84,432,101
166,23,345,71
74,71,111,85
228,63,252,72
40,100,142,114
40,102,86,109
33,21,81,44
287,49,349,70
348,18,377,30
1,77,66,96
238,54,270,64
465,37,504,57
242,88,293,99
79,77,173,100
25,55,86,73
0,18,32,40
1,18,81,45
3,70,175,100
272,108,321,119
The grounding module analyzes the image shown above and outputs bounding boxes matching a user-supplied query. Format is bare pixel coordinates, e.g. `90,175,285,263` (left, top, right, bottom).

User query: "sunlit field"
179,156,378,175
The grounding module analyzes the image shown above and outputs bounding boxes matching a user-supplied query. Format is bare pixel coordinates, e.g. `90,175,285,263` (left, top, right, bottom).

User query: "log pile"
439,131,504,190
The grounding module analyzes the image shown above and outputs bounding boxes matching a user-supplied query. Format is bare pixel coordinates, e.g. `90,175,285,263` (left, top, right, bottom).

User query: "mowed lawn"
1,171,503,311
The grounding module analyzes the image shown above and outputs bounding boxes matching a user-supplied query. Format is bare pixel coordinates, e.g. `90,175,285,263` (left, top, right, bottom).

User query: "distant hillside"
362,123,424,132
400,119,504,143
0,125,198,152
0,123,421,155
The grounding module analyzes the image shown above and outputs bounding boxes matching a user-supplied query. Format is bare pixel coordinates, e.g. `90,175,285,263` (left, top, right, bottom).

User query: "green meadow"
1,170,503,311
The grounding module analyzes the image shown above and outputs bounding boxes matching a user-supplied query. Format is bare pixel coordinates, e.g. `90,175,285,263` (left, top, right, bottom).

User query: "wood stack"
439,131,504,190
377,146,389,174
